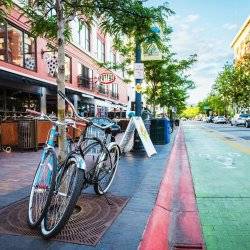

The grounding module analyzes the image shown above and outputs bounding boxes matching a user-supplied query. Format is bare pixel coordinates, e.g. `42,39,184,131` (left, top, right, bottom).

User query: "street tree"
0,0,13,21
198,93,230,116
20,0,173,160
214,61,250,113
143,54,196,117
181,106,200,119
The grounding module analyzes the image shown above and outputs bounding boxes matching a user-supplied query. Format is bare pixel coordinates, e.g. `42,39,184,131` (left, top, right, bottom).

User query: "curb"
139,127,205,250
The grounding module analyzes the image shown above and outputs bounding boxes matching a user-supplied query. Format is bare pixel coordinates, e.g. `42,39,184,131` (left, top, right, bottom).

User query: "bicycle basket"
83,118,113,154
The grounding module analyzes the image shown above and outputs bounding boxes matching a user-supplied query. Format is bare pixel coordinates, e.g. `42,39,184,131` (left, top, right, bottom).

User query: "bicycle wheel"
27,149,57,228
40,153,84,238
94,143,120,195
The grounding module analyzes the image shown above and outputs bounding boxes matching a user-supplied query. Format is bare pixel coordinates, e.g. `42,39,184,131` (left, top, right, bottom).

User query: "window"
112,51,116,64
65,56,71,82
77,63,93,89
97,37,105,62
0,22,36,71
7,24,23,67
71,19,90,52
24,34,36,70
0,23,5,61
79,21,90,51
111,83,118,99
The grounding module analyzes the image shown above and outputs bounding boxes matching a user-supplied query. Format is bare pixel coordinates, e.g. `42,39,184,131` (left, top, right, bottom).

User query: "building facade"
231,16,250,62
0,2,130,119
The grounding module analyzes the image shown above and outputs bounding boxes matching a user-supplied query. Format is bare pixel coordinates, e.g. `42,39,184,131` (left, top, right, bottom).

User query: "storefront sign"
119,116,157,157
142,44,163,61
99,72,116,84
134,63,144,79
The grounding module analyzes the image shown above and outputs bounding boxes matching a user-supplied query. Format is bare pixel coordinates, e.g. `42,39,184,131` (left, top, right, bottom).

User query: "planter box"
0,121,18,146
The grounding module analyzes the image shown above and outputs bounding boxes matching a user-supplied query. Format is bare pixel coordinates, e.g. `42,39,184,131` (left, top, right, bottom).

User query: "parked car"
231,114,250,126
213,116,227,124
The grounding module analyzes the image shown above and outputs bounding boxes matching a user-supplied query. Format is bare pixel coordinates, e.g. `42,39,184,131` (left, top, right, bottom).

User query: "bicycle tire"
27,149,57,228
40,153,84,238
94,143,120,195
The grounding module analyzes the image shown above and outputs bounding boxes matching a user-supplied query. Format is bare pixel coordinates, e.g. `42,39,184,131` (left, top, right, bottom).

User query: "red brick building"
0,2,129,119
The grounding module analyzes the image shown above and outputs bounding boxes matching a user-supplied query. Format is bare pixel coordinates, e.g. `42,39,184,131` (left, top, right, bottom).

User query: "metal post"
133,39,143,151
40,87,47,114
135,40,142,116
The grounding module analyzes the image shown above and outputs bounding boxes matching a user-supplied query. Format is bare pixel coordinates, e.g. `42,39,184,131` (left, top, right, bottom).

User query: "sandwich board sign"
119,116,157,157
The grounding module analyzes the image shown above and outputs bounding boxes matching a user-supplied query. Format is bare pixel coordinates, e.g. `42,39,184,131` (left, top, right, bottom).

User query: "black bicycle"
40,91,121,238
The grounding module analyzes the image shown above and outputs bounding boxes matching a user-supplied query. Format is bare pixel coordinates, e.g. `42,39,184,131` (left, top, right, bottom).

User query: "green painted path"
183,122,250,250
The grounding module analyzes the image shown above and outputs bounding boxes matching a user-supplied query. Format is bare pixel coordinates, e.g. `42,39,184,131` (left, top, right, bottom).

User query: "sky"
147,0,250,104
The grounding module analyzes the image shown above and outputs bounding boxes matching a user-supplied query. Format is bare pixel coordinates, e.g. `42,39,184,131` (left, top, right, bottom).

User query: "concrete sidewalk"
0,135,175,250
183,122,250,250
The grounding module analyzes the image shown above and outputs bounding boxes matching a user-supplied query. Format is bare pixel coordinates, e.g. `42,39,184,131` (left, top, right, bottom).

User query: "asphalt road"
197,121,250,147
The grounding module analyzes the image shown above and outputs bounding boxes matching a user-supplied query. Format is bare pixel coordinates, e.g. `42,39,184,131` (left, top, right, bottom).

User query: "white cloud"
223,23,237,30
186,14,200,23
169,16,234,104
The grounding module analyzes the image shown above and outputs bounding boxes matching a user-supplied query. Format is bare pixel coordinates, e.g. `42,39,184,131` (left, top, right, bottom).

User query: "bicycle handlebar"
25,109,81,128
58,90,115,130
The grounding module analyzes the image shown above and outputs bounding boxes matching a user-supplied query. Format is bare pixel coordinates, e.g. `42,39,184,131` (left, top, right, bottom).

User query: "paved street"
202,122,250,147
183,121,250,250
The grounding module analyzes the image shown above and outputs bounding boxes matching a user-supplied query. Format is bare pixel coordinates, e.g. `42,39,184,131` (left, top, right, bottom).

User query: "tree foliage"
181,106,200,119
199,59,250,116
0,0,13,21
143,54,197,117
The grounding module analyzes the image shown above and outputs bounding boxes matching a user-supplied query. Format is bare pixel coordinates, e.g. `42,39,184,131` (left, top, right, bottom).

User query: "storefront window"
0,21,37,70
0,88,40,115
97,106,108,117
7,24,23,67
78,102,95,117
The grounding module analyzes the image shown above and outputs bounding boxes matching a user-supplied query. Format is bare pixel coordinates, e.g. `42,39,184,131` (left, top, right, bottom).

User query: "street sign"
99,72,116,84
142,44,163,61
119,117,157,157
134,63,144,79
135,84,143,93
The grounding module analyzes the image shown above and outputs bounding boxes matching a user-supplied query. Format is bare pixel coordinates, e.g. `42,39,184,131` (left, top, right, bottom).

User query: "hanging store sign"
44,54,58,77
99,72,116,84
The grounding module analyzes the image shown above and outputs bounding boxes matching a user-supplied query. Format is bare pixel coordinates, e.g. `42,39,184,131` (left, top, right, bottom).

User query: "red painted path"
139,127,205,250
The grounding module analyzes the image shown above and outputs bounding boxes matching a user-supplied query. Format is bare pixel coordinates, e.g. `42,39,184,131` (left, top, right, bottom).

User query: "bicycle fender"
74,154,86,170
